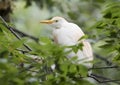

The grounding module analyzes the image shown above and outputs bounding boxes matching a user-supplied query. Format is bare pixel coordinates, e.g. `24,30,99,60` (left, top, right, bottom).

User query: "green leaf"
8,38,26,52
68,64,77,73
78,35,88,41
113,54,120,61
60,62,69,73
77,43,84,50
72,46,78,53
77,65,88,77
39,37,52,44
103,12,112,18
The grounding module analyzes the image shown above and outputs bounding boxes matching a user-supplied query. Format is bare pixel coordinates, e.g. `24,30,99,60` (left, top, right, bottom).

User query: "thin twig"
94,53,112,65
89,65,119,70
19,65,34,73
89,73,120,84
16,49,30,54
12,28,39,42
0,16,32,51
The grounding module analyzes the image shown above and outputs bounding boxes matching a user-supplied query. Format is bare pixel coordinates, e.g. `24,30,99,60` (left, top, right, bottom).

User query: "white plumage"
40,16,93,67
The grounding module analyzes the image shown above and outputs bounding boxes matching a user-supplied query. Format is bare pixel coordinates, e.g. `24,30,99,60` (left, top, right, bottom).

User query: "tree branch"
89,73,120,84
89,65,119,70
16,49,30,54
0,16,32,51
12,28,39,42
94,53,112,65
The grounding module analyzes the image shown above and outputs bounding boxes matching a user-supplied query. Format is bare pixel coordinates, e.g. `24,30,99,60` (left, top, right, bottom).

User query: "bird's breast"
53,28,77,46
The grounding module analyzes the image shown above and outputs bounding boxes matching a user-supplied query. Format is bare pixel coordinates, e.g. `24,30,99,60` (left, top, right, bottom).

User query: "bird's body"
52,23,84,45
40,16,93,67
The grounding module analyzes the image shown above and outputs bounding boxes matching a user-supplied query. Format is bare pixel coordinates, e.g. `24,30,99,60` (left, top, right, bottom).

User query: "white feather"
51,17,93,67
41,16,93,67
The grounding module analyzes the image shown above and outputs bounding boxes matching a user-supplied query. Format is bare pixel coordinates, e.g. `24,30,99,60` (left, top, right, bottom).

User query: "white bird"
40,16,93,68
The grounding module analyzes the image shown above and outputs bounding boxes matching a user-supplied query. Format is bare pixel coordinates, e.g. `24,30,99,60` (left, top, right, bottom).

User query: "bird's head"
40,16,68,28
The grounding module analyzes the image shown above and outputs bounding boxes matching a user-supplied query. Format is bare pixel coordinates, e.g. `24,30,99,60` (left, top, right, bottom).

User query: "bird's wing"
53,22,93,66
52,23,84,46
67,23,93,63
67,23,85,42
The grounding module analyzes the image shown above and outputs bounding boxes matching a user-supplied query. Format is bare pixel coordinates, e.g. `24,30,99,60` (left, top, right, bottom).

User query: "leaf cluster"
92,2,120,64
0,21,93,85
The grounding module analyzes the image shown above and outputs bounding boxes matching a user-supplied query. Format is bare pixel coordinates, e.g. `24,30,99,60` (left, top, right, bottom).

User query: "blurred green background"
12,0,101,37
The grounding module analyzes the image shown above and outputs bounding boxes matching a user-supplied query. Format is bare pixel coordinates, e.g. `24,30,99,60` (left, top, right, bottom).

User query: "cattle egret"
40,16,93,67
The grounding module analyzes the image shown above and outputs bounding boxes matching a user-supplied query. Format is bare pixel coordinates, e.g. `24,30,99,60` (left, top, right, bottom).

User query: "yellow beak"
40,20,54,24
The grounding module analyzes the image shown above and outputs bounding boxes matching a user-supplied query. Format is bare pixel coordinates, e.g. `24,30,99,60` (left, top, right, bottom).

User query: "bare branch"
94,53,112,65
12,28,39,42
89,73,120,84
89,65,119,70
0,16,32,51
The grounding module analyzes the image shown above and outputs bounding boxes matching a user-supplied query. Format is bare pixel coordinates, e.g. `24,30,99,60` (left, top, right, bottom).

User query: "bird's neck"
55,21,68,29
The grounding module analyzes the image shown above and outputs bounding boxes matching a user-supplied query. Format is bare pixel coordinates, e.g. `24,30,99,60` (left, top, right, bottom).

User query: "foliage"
92,2,120,64
90,2,120,85
1,0,120,85
0,20,94,85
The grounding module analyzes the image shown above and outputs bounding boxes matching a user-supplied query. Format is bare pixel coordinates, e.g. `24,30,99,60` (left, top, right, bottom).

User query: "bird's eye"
55,20,58,22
